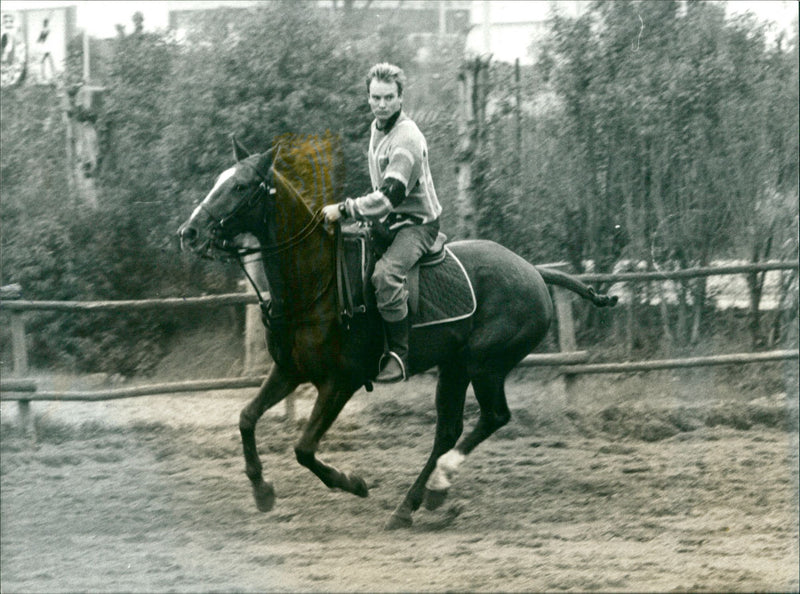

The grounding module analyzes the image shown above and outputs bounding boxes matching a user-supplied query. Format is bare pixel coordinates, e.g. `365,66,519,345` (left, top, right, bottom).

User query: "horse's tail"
536,267,619,308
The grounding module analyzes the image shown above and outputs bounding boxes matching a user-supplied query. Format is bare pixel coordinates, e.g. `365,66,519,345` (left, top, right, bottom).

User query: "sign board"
0,6,75,87
1,11,26,86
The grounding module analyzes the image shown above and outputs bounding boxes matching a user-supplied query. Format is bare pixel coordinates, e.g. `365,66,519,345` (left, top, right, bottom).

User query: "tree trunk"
455,66,475,239
455,57,490,239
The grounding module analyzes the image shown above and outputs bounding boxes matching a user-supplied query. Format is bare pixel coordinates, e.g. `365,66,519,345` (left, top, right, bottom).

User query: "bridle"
199,152,333,325
204,157,325,259
202,162,272,234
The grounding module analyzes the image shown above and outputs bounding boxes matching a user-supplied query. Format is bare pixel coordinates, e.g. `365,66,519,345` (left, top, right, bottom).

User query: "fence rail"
1,293,257,311
2,260,797,405
0,376,266,402
569,260,798,283
565,349,798,375
2,349,797,402
2,260,795,312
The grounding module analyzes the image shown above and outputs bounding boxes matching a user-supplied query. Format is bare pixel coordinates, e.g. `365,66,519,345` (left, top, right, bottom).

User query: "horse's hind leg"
423,370,511,510
239,365,300,512
385,361,469,530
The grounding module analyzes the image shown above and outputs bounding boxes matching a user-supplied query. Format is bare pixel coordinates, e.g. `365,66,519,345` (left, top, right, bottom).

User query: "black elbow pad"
380,177,407,207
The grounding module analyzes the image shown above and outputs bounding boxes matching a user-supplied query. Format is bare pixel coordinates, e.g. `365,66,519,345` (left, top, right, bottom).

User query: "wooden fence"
2,261,798,410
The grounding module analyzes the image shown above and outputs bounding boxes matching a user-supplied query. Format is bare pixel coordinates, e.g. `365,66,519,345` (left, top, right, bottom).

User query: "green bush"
1,5,464,375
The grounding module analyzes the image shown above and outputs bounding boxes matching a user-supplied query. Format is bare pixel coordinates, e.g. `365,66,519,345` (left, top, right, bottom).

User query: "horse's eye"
233,183,245,192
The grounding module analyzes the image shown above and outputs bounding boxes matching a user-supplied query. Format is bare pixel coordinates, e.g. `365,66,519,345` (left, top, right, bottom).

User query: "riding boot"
375,317,410,383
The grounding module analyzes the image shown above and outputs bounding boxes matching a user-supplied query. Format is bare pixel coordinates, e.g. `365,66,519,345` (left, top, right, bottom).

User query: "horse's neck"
249,167,336,318
253,218,335,316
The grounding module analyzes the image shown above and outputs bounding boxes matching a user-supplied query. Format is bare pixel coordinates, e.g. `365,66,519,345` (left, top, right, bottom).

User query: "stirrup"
376,351,407,383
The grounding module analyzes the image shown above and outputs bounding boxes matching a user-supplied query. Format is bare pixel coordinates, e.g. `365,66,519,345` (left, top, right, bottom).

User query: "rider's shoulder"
393,114,424,144
395,113,420,132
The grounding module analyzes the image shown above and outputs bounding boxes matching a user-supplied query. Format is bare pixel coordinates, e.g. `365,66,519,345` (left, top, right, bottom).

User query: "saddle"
335,222,476,329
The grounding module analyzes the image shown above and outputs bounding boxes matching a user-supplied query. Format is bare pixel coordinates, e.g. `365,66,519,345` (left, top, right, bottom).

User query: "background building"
3,1,794,88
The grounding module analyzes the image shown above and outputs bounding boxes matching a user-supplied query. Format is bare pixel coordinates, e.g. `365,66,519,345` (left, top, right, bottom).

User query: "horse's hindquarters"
446,240,554,372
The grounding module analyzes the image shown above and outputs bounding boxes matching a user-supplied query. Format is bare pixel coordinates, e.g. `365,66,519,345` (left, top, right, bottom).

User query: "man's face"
368,79,402,126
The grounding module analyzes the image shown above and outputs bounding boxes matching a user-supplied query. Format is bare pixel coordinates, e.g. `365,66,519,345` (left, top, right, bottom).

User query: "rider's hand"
322,203,343,224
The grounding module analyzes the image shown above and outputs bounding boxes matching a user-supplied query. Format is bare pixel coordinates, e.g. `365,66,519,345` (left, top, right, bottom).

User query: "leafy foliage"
1,5,464,374
2,3,796,372
474,1,798,346
530,1,799,271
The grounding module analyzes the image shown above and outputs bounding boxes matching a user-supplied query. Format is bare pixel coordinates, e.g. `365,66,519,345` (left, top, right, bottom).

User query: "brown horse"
177,137,617,529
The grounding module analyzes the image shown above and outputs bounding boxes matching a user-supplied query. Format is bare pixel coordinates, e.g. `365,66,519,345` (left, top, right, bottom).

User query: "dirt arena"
2,370,798,592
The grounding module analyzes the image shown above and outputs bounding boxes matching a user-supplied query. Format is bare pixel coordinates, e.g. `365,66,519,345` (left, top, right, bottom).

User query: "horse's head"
179,133,342,261
178,138,275,257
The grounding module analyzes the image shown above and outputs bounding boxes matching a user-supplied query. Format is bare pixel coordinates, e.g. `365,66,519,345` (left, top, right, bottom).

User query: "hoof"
422,487,449,511
384,512,413,530
252,480,276,512
346,473,369,498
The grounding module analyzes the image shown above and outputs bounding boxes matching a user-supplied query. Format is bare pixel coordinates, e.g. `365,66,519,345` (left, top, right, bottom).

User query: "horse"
177,136,617,529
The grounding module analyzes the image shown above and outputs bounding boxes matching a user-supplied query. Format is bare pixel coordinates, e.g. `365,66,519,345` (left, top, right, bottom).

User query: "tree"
1,5,465,375
530,0,798,350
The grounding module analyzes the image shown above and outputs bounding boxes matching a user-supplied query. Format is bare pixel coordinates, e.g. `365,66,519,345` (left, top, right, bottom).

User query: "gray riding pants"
371,220,439,323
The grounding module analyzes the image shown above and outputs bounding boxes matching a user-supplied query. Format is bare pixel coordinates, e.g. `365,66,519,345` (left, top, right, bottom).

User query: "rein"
206,154,336,326
259,168,327,258
224,212,325,258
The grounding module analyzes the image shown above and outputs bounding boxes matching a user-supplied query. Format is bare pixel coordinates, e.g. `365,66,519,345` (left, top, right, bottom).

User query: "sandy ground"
1,372,798,592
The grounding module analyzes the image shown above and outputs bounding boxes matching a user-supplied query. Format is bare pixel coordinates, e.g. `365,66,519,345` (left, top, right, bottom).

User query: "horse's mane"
271,132,346,212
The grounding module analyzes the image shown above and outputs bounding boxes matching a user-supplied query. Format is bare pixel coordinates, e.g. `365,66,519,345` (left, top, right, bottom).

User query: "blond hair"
365,62,406,96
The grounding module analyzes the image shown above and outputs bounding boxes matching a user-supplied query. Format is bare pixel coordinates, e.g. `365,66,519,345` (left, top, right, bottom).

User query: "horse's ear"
231,136,251,162
256,149,274,175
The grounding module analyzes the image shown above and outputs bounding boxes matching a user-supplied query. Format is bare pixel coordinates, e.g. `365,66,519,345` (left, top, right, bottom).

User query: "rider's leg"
372,221,438,382
376,316,410,382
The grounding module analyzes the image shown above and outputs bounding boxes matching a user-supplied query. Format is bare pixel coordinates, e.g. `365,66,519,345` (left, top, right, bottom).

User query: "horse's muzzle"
178,220,234,259
177,222,203,253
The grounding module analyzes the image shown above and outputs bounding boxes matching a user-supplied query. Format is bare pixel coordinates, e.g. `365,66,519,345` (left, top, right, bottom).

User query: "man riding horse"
177,63,618,528
322,62,440,383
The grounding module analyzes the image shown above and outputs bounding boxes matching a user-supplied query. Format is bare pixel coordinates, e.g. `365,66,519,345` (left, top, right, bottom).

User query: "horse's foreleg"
239,365,299,512
385,362,469,530
294,379,367,497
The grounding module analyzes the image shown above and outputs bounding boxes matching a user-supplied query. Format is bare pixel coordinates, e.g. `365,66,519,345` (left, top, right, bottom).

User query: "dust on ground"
2,370,798,592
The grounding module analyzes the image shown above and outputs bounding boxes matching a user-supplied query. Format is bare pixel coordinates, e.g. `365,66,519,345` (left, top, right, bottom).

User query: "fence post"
11,311,33,435
553,286,577,406
11,311,28,375
241,280,269,376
